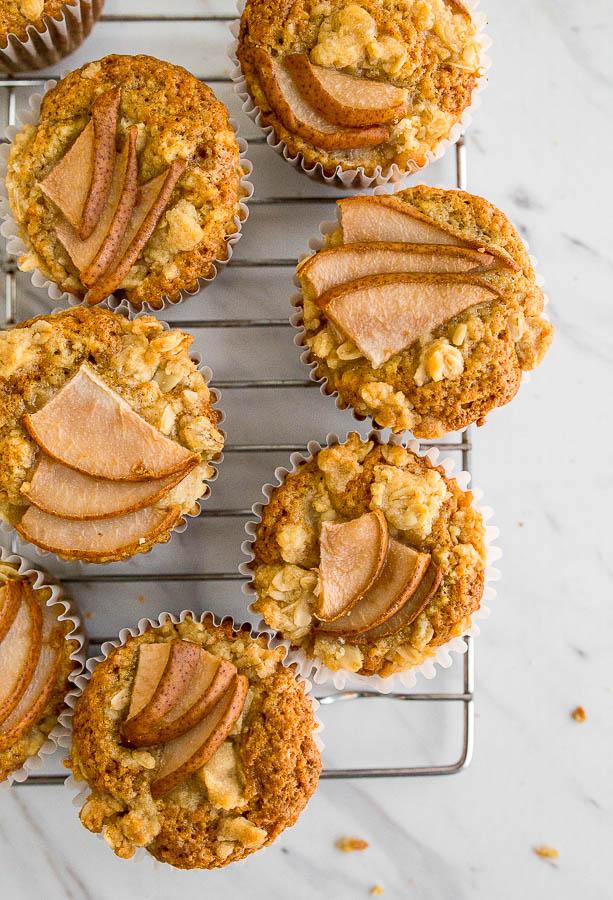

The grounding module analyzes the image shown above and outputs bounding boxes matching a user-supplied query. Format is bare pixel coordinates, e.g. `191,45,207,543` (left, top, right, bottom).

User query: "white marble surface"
1,0,612,897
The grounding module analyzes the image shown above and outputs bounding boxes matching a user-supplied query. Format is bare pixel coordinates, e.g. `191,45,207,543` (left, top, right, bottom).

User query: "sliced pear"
317,540,431,636
299,242,496,298
80,88,121,240
23,454,195,521
355,561,443,643
0,582,42,725
151,673,249,799
0,592,63,749
316,510,389,622
0,580,23,642
122,641,237,747
338,196,519,271
125,643,172,723
38,121,95,231
284,54,409,127
320,273,499,368
254,48,390,151
85,160,187,306
15,504,181,562
23,364,198,482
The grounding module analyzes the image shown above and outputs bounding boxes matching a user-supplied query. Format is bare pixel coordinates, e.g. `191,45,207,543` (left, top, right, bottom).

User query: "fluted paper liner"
291,185,551,427
0,78,253,313
63,610,324,866
230,0,491,188
1,307,225,566
0,0,103,74
0,547,85,789
240,430,501,694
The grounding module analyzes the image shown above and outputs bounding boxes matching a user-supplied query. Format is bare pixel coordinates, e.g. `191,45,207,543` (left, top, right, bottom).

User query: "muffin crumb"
336,836,369,852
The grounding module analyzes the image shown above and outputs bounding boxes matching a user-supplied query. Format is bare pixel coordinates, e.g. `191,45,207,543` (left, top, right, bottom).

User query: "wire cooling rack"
1,5,475,785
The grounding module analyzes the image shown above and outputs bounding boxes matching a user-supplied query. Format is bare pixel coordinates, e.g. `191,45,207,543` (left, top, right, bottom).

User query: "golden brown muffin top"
67,617,322,869
251,433,487,678
0,560,77,783
0,0,68,43
237,0,482,174
6,55,244,309
299,186,554,437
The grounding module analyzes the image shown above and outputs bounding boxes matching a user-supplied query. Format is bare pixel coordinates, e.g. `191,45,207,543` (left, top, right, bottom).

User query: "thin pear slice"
299,242,496,298
0,593,64,749
23,364,198,481
85,160,187,306
38,121,95,231
23,455,196,521
15,504,181,562
254,48,390,151
125,643,172,722
317,540,431,636
80,88,121,240
0,580,22,641
151,673,249,799
0,582,42,725
122,641,237,747
355,561,443,643
338,196,519,271
317,510,389,622
284,54,409,127
56,125,140,283
320,273,499,368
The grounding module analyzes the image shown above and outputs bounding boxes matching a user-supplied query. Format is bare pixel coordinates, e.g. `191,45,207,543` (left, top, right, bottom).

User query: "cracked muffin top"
0,560,78,784
0,1,69,43
237,0,483,176
250,433,487,678
67,617,322,869
0,307,224,563
297,186,553,438
6,54,244,309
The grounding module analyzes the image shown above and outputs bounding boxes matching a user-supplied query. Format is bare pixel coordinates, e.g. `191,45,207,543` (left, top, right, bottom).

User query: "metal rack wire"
2,7,475,785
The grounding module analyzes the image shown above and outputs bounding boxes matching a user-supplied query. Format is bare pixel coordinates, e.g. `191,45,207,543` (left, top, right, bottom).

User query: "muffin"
296,187,554,437
236,0,485,179
247,433,488,679
0,307,224,563
0,1,103,74
67,615,322,869
5,54,247,310
0,557,80,784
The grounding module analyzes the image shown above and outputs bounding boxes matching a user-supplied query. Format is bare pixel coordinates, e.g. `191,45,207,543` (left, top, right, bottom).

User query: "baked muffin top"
0,1,67,43
67,617,322,869
6,54,244,309
0,560,77,783
298,186,553,437
237,0,482,175
250,433,487,678
0,307,224,562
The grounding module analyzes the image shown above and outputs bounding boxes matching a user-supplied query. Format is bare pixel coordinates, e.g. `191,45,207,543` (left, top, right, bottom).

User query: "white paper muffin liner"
63,609,324,867
230,0,491,188
291,186,551,429
1,306,226,566
240,430,501,694
0,547,86,789
0,76,254,313
0,0,103,74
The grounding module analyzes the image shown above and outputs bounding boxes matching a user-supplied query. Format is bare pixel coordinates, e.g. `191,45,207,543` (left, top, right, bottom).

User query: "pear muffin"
0,1,103,74
248,433,487,678
0,306,224,563
67,616,322,869
297,187,553,437
236,0,484,177
5,54,245,309
0,559,79,784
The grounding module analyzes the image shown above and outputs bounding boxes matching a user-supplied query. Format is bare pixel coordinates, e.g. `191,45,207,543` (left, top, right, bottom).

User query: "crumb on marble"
370,885,385,896
336,836,369,853
534,846,560,860
84,611,93,620
138,595,146,605
571,706,586,723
